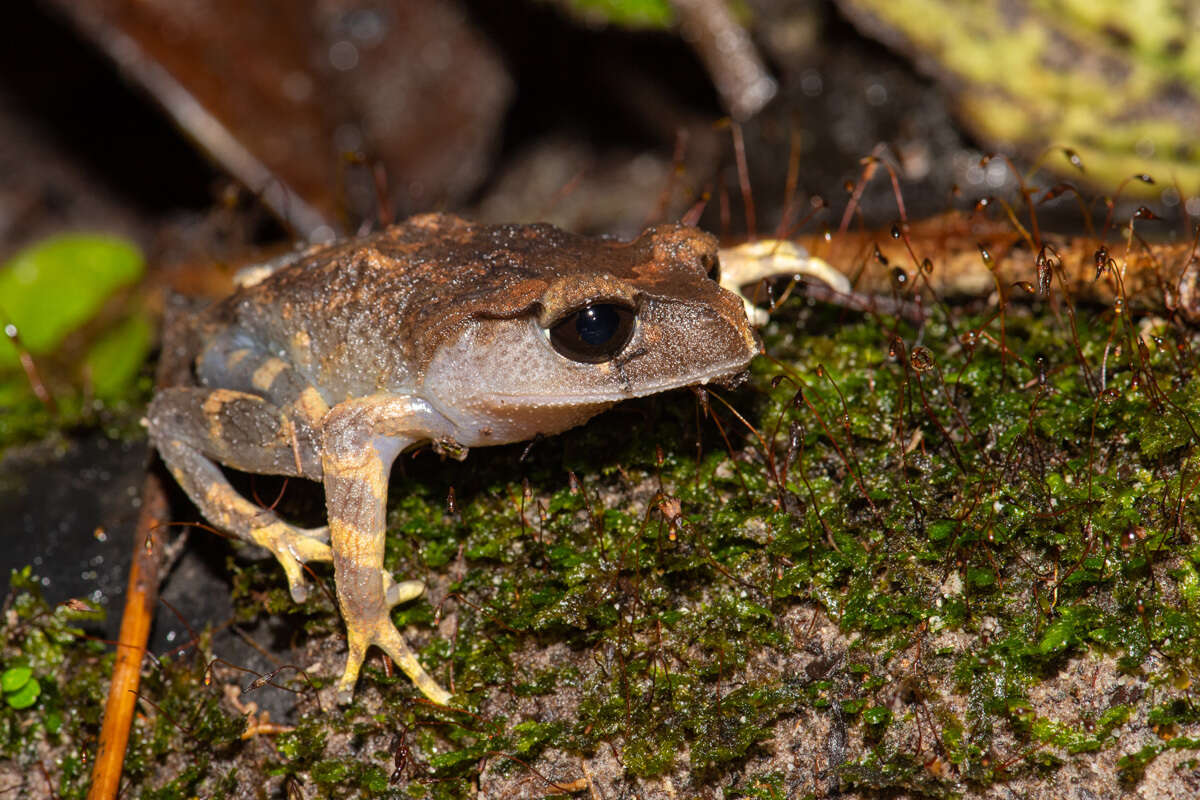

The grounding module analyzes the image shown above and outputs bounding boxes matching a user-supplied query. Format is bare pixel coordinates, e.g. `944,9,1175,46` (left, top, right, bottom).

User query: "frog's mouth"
424,353,755,449
485,355,755,404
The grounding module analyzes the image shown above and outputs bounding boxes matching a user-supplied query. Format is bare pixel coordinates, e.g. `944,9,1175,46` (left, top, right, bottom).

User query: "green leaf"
927,519,957,542
310,759,348,783
6,677,40,709
863,706,892,726
0,234,143,366
1038,613,1077,655
558,0,675,28
83,313,152,398
966,566,996,587
0,666,31,693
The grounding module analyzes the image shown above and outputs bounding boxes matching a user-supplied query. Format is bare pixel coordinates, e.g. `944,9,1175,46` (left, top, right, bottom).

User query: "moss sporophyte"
5,194,1200,796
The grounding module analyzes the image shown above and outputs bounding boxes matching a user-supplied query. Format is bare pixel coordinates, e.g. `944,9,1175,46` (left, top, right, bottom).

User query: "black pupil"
575,304,620,346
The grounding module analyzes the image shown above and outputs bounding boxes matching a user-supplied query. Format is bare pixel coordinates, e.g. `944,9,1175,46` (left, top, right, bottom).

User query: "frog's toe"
282,562,310,603
335,616,451,706
251,521,333,603
272,542,315,603
384,577,425,608
334,640,365,705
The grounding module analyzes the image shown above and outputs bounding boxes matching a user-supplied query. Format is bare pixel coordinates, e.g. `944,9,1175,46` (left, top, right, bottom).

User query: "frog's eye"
547,303,636,363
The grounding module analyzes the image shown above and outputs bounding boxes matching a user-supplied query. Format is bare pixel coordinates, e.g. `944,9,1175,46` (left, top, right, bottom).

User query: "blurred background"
2,0,1198,636
8,0,1200,255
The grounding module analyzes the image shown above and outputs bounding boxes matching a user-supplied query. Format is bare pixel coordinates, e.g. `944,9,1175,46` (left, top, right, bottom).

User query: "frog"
146,213,761,706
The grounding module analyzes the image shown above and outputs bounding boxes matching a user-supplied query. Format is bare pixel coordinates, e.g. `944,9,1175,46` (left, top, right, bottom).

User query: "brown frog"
147,213,760,705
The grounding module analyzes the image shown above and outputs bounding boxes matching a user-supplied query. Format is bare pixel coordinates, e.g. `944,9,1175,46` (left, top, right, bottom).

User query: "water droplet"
1135,173,1155,184
446,487,457,514
874,245,889,266
1134,206,1158,219
1014,281,1035,294
921,257,934,275
1114,297,1125,315
1063,148,1085,171
960,330,978,350
1101,387,1121,404
977,244,994,269
890,223,902,239
891,267,909,289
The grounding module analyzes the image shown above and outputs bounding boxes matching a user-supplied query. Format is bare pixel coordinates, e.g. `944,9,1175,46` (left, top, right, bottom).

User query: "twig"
87,473,169,800
670,0,775,120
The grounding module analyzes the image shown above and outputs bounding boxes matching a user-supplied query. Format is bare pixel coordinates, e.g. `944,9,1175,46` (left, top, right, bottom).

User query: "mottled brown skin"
148,213,759,705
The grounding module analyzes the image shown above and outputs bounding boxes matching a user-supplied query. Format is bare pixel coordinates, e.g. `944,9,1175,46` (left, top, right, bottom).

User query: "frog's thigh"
197,338,331,432
147,388,331,601
148,386,322,479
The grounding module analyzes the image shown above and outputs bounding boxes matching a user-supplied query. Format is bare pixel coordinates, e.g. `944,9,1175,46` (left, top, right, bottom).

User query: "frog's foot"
335,615,451,706
717,239,851,326
383,576,426,608
249,521,333,602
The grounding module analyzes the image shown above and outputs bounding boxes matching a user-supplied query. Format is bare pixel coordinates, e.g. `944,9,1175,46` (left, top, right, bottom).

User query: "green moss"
10,222,1200,796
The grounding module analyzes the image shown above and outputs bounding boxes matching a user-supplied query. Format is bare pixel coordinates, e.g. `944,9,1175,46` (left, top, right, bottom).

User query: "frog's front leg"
321,395,456,706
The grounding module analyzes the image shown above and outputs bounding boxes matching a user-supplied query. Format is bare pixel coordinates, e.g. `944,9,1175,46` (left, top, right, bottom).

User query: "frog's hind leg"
147,386,332,602
320,397,456,706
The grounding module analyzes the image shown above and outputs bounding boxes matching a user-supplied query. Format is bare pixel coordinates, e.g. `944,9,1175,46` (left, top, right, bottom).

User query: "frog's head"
418,222,760,446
